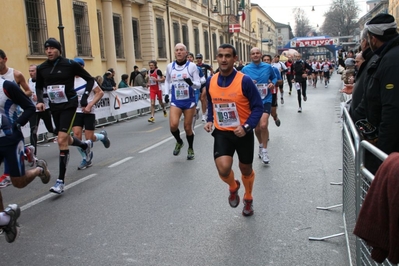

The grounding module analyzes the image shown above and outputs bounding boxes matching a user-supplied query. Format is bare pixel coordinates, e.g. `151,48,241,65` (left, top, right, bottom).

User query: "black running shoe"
2,204,21,243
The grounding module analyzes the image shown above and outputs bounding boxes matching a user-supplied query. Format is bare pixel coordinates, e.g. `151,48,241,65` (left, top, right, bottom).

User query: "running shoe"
2,204,20,243
25,145,36,167
0,174,11,189
187,148,195,160
242,199,254,217
77,158,92,170
275,118,281,127
148,117,155,123
288,91,291,95
84,140,93,160
303,96,307,102
163,110,167,117
325,84,328,88
100,130,111,148
36,159,51,184
202,115,207,122
173,142,184,156
280,98,284,104
262,150,270,164
49,179,64,194
228,180,240,208
298,107,302,113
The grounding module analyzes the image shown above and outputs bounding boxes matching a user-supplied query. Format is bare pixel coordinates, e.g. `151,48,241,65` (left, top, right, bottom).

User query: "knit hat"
140,68,147,73
365,14,398,36
73,57,85,67
345,58,355,66
44,38,62,53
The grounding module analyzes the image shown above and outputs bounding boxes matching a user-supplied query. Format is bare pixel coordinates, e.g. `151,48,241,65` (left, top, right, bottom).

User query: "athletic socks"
242,170,255,200
220,170,238,191
58,150,70,182
171,129,182,144
94,133,104,142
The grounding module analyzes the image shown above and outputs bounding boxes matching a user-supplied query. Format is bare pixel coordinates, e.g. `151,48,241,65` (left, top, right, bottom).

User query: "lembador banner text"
21,86,164,138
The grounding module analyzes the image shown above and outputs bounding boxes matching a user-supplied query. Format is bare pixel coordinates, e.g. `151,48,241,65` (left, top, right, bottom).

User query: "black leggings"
296,79,307,107
286,74,293,90
29,109,54,154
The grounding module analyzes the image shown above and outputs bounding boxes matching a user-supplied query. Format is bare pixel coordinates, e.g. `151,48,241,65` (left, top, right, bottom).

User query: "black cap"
44,38,62,53
196,54,203,59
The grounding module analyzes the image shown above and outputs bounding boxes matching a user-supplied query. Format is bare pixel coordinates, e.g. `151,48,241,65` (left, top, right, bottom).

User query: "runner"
321,59,332,88
35,38,94,194
196,53,213,122
147,60,167,123
204,43,262,216
242,48,276,164
262,54,282,127
272,55,287,104
72,57,110,170
164,43,201,160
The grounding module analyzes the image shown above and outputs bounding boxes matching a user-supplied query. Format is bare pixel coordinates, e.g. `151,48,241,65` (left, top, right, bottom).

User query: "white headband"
366,21,397,35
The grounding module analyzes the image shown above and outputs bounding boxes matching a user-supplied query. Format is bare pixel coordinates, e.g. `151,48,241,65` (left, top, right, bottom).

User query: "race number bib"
256,83,268,98
47,85,68,104
149,76,157,86
173,82,189,100
214,102,240,127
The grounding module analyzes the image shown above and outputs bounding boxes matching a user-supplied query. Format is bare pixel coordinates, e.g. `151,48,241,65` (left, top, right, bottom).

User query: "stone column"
102,0,117,69
122,0,135,74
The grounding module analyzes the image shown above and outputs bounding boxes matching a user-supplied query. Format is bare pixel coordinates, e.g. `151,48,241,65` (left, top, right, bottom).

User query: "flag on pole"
229,24,241,33
240,0,246,22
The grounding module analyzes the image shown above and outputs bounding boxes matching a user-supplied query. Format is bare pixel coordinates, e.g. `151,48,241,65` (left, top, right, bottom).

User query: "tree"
321,0,360,36
293,7,314,37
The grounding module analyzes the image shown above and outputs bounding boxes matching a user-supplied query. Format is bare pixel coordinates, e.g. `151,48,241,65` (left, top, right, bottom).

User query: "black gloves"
164,94,170,103
80,93,89,107
184,78,193,86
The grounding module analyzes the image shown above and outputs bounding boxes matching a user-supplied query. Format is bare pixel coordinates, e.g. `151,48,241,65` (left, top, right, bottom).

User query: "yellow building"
1,0,275,83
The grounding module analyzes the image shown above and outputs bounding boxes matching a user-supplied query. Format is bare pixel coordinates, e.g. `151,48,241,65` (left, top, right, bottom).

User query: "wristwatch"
242,124,251,133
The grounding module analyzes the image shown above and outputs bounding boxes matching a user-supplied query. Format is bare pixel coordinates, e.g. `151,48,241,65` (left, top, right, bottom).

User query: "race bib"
47,85,68,104
256,83,268,98
214,102,240,127
149,77,157,86
173,82,189,100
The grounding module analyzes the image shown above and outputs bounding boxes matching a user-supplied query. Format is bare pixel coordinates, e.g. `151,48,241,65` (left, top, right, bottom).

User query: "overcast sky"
251,0,369,32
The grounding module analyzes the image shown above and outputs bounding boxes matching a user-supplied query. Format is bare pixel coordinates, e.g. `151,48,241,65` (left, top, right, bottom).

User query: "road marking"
139,123,204,153
108,157,133,167
21,174,97,211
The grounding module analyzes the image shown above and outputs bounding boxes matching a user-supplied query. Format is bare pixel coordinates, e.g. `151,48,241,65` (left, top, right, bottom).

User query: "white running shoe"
258,145,263,159
49,179,64,194
202,114,207,122
298,107,302,113
262,149,270,164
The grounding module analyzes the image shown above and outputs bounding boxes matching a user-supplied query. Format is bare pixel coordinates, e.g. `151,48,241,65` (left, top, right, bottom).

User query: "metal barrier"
309,107,396,266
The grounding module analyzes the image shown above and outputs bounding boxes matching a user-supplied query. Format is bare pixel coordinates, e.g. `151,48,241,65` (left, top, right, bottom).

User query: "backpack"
294,60,304,75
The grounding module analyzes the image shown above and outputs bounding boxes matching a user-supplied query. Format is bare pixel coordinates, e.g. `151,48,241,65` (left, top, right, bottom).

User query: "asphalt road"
0,73,348,266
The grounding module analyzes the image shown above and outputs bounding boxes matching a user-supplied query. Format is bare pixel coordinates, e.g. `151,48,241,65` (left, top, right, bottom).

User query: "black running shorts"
212,128,254,164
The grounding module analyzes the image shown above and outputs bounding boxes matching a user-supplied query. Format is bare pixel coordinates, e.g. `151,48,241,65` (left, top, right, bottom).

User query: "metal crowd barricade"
309,107,395,266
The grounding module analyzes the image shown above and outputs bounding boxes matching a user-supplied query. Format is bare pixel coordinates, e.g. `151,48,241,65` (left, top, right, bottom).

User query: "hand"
164,94,170,103
183,78,193,86
204,122,213,132
233,126,246,137
36,102,45,112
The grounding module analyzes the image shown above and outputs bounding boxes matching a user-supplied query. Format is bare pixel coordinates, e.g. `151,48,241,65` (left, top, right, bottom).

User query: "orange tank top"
209,72,251,131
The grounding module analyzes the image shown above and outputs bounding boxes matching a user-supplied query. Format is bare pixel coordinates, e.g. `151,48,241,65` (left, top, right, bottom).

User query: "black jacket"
365,35,399,155
350,48,378,122
101,75,114,91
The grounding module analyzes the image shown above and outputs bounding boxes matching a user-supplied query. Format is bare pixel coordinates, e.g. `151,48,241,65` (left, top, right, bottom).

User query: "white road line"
139,123,204,153
21,174,97,211
108,157,133,167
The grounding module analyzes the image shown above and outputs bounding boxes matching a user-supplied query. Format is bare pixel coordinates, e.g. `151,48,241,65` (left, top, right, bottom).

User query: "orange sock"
219,170,237,191
242,170,255,200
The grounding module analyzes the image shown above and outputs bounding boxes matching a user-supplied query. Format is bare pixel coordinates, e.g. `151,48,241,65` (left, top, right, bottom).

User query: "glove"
164,94,170,103
80,93,89,107
183,78,193,86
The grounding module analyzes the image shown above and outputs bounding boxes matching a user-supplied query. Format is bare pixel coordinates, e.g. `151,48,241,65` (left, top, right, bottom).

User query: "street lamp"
212,0,243,43
56,0,66,57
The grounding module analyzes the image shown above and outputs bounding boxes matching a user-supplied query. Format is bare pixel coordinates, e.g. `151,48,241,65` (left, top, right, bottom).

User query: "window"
132,19,141,59
156,18,166,58
113,14,124,58
73,1,91,56
204,31,209,59
212,33,217,59
219,35,224,46
97,10,105,59
202,0,208,5
194,28,200,55
182,24,189,50
24,0,48,55
173,22,180,45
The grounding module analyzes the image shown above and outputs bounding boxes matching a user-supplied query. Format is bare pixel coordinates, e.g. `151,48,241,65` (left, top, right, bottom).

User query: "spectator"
118,74,129,88
107,68,116,86
341,58,355,85
129,65,139,86
362,13,399,171
235,60,244,71
133,68,147,87
101,71,116,91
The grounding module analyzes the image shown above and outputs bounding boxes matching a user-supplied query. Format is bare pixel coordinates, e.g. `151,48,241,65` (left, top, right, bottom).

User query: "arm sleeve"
188,63,201,89
270,67,277,84
241,76,263,129
4,81,35,126
35,65,44,103
164,64,172,95
74,62,95,94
